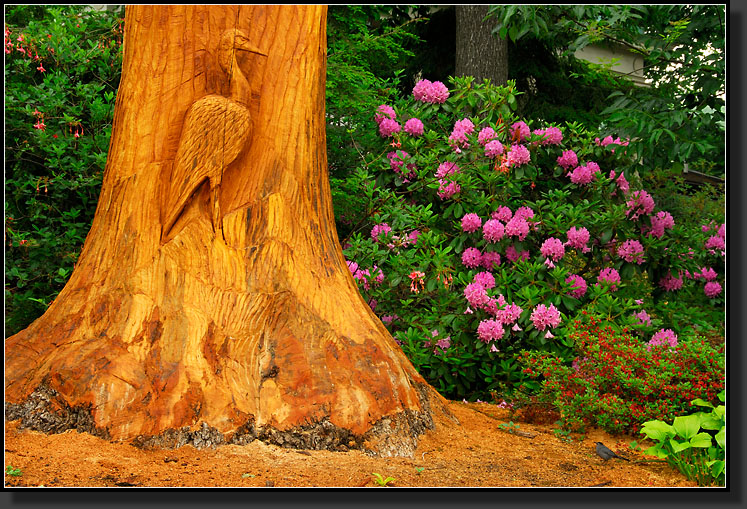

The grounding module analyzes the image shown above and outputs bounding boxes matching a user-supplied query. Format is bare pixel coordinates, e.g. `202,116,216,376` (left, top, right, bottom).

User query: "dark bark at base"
4,381,451,458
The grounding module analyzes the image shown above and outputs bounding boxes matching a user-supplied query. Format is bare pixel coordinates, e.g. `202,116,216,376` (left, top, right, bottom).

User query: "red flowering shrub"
515,315,724,434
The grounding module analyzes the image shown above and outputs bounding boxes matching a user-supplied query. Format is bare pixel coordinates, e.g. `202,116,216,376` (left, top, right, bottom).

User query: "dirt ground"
4,399,696,488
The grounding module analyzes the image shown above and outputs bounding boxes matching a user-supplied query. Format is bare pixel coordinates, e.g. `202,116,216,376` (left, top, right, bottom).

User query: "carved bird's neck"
228,56,251,106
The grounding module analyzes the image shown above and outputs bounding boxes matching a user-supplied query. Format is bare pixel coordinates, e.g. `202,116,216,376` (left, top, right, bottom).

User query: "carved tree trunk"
4,5,451,457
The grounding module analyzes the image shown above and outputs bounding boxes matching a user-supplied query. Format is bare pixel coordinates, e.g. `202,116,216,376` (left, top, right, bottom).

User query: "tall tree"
455,5,508,86
4,5,450,457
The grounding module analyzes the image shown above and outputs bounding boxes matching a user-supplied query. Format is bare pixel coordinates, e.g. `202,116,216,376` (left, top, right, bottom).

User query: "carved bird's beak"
235,36,267,57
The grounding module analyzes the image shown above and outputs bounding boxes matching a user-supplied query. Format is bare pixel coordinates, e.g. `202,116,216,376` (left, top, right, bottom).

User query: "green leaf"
672,414,701,440
689,432,713,449
690,398,714,409
714,427,725,449
640,420,675,441
669,438,691,453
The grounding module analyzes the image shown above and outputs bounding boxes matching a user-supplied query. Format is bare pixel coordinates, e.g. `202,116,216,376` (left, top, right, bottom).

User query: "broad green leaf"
640,420,675,441
643,444,669,459
672,414,701,440
714,427,725,449
690,398,714,409
669,438,691,453
689,432,713,448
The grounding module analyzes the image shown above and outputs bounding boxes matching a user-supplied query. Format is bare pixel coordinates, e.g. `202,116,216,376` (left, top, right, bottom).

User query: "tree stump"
4,5,452,458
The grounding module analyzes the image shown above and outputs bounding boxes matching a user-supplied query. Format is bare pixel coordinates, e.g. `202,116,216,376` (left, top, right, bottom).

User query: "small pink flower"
374,104,396,124
480,251,502,270
473,271,496,290
557,150,578,170
506,144,530,166
483,219,505,243
484,139,504,158
597,267,621,291
477,319,505,343
478,127,497,146
461,247,483,269
565,226,591,253
617,239,645,264
565,274,587,299
540,237,565,261
510,121,530,143
530,303,561,331
404,117,424,136
647,329,678,351
461,213,482,233
378,117,401,138
492,206,512,222
704,281,722,298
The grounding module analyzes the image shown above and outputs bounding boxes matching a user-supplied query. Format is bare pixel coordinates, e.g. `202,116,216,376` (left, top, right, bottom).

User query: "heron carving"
161,29,266,242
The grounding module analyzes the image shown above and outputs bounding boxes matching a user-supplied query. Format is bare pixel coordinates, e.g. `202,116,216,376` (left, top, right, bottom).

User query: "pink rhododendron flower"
483,219,505,243
565,226,591,253
449,118,474,150
461,247,483,269
492,206,512,222
540,237,565,261
412,79,449,103
505,245,530,263
435,161,460,179
461,213,482,233
437,180,461,199
408,230,420,245
378,117,401,137
513,206,535,220
626,190,656,220
505,215,530,241
597,267,621,291
464,282,490,308
496,302,523,325
478,126,497,145
634,310,652,327
530,303,561,331
484,139,504,158
565,274,587,298
481,251,502,270
473,271,496,290
370,223,392,241
477,319,505,343
510,121,530,142
659,271,684,292
569,161,600,186
617,239,645,264
705,235,725,253
404,117,424,136
693,267,718,281
533,126,563,145
387,150,417,182
647,329,678,351
374,104,396,124
557,150,578,170
506,144,530,166
704,281,722,298
645,210,675,238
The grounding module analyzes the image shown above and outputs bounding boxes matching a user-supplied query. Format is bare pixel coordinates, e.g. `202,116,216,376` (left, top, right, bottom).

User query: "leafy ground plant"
638,390,725,486
5,465,23,477
371,472,396,487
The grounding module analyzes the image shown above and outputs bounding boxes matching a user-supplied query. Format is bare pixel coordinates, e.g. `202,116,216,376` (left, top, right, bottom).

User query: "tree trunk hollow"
4,5,452,458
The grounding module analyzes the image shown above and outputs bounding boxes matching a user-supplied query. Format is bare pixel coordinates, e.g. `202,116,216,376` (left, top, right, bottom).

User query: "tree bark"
455,5,508,86
4,5,451,457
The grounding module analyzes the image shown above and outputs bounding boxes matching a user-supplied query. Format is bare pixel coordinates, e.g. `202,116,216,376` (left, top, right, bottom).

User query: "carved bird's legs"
210,183,226,243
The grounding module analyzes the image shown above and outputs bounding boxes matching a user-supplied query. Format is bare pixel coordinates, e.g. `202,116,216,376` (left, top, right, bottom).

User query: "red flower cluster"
518,316,724,434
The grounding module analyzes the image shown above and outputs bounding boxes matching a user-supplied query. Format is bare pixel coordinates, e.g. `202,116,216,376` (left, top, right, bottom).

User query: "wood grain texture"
4,5,450,456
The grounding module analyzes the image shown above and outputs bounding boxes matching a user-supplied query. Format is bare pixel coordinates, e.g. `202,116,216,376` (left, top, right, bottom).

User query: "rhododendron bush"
341,76,725,402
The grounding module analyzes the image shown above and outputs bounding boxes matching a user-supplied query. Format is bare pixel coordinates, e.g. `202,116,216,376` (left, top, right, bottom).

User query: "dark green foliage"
486,4,726,177
5,5,124,335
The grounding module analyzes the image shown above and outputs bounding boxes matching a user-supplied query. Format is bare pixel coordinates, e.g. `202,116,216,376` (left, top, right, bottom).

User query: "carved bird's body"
161,29,265,242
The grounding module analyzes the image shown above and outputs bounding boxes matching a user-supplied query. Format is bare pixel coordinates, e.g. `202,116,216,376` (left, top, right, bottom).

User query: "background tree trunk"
4,5,451,457
455,5,508,86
